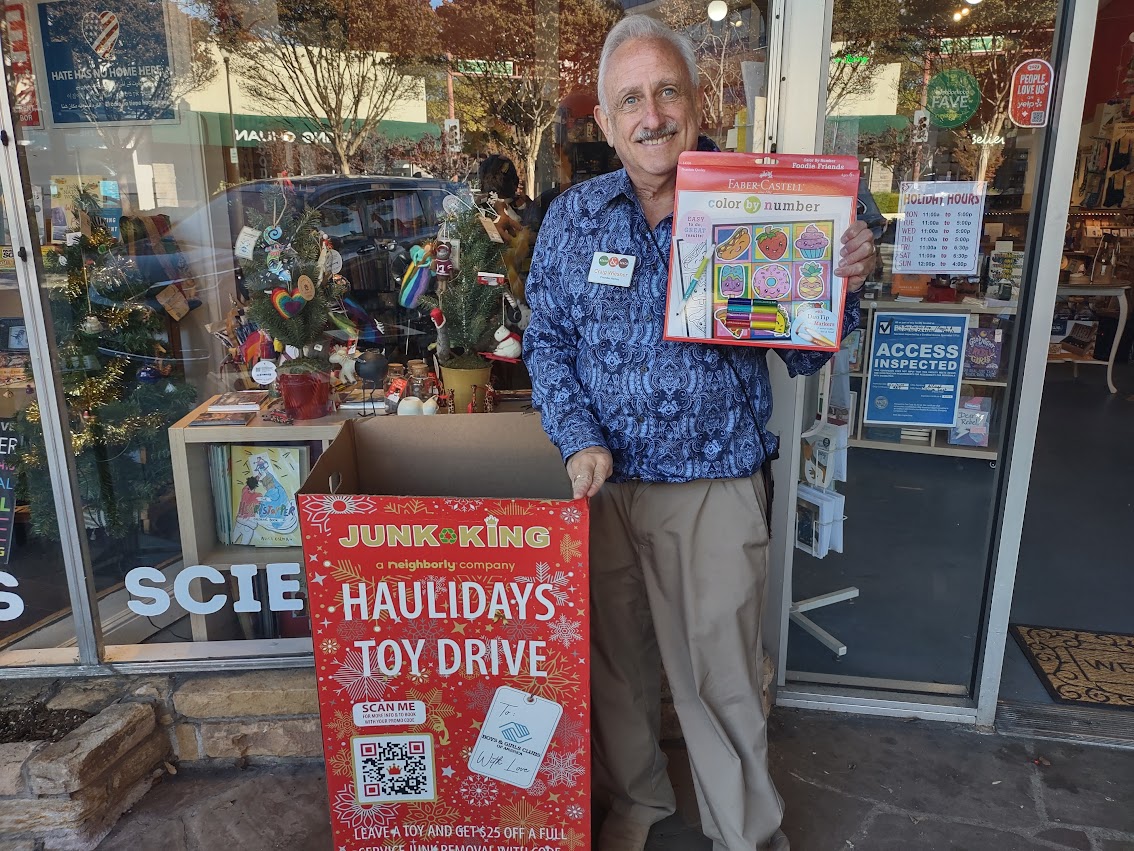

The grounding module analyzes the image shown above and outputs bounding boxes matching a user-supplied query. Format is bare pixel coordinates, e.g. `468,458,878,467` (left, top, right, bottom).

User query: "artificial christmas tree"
19,193,196,549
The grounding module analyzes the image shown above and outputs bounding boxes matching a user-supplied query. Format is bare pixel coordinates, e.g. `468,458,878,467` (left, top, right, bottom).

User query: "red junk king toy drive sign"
298,415,590,851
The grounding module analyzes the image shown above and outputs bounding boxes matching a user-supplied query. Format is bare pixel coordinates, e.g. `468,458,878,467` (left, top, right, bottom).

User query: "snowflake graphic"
337,619,373,643
562,828,586,851
516,562,570,605
467,680,496,713
328,710,356,740
560,534,583,562
497,798,549,831
502,617,540,642
328,748,353,778
304,495,377,534
459,775,499,807
560,505,583,524
527,777,547,796
332,784,399,829
566,804,584,820
331,649,390,701
549,614,582,647
407,800,462,826
320,638,340,655
541,751,585,787
443,498,483,512
554,717,588,752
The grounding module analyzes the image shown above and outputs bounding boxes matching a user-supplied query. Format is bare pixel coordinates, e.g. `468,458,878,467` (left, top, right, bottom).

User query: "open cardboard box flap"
300,412,573,500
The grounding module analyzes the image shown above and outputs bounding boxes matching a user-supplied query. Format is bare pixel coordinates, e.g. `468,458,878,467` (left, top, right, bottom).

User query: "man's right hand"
566,447,613,499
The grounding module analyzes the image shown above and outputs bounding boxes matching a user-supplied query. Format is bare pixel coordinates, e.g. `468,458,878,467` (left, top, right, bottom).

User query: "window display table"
1051,284,1130,393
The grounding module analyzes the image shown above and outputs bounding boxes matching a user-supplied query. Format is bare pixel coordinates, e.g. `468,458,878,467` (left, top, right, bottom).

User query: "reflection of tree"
209,0,440,175
438,0,622,197
659,0,757,139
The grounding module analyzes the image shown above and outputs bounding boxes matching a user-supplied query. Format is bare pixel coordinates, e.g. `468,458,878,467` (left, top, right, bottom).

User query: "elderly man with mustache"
522,16,875,851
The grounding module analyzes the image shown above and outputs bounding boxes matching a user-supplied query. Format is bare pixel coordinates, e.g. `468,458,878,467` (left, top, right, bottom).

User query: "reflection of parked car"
151,175,464,354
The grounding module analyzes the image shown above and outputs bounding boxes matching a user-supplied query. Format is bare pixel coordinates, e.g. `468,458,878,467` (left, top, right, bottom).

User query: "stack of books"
795,484,845,559
190,392,270,427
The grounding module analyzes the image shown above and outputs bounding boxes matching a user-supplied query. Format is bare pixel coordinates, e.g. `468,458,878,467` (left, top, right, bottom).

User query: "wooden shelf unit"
168,397,349,640
849,299,1015,462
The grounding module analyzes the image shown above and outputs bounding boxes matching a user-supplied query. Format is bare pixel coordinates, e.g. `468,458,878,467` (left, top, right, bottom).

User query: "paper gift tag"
251,359,277,385
296,274,316,300
479,215,504,243
156,284,190,321
234,226,261,260
468,686,562,789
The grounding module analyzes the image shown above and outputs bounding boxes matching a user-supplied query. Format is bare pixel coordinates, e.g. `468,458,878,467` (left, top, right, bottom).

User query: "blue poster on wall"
38,0,175,125
864,312,969,427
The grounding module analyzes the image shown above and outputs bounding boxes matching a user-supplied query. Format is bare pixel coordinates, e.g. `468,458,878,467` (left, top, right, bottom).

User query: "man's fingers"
571,471,591,499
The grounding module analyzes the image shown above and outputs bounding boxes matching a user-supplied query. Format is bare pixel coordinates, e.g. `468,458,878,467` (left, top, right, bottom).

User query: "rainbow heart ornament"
271,287,307,318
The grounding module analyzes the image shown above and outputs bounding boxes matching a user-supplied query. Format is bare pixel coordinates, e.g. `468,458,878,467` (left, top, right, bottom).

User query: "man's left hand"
835,220,875,293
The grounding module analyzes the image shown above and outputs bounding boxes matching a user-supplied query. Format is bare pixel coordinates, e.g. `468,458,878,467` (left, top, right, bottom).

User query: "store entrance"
997,0,1134,734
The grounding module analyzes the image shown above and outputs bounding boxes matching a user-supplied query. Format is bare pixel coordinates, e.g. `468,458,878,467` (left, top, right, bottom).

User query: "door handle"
356,244,377,255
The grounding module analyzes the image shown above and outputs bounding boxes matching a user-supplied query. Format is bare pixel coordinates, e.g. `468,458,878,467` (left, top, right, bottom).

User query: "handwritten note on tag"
468,686,562,789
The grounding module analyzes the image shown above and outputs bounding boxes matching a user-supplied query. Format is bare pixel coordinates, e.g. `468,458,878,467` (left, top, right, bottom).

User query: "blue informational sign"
864,312,969,427
39,0,174,125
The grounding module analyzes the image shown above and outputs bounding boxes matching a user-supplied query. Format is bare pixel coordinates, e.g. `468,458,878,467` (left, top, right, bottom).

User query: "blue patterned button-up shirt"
523,161,861,484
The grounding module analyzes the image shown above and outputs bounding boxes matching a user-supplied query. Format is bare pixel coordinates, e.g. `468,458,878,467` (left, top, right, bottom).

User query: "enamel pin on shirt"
588,251,637,287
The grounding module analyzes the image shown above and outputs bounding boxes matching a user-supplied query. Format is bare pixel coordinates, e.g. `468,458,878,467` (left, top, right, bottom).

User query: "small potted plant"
420,207,508,413
239,192,345,419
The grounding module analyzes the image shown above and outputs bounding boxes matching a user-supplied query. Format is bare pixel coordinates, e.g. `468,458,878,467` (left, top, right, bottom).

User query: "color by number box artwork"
708,221,836,346
666,152,860,352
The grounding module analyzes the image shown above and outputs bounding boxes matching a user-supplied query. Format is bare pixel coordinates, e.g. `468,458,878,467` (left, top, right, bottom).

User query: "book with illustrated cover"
964,328,1003,380
230,445,309,547
209,391,270,412
949,396,993,447
795,497,820,556
190,410,255,427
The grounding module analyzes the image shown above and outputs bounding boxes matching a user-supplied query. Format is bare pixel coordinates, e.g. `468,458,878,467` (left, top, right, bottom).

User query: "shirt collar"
581,134,722,217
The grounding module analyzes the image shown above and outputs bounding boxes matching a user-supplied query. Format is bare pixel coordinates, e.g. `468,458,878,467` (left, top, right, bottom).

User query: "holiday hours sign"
299,494,591,851
894,181,987,275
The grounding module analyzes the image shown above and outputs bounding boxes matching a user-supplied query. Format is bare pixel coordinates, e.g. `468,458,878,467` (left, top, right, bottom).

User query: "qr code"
1031,111,1046,125
352,734,435,803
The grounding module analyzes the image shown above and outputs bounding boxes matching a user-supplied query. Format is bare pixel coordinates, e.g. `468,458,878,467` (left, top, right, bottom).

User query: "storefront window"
0,0,782,662
786,0,1057,694
0,184,77,660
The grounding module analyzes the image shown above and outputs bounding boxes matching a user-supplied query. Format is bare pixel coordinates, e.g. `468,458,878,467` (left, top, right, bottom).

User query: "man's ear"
594,104,613,148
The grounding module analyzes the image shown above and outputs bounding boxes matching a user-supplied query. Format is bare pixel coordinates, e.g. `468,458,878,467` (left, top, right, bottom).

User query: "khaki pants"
590,472,785,850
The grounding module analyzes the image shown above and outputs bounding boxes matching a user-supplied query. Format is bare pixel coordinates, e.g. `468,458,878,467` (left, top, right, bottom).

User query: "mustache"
633,121,679,142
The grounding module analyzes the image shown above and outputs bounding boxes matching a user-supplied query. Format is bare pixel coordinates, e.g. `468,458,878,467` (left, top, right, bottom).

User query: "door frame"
765,0,1099,722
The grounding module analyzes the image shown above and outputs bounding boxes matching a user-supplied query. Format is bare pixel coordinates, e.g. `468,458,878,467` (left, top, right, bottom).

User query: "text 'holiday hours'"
894,181,987,275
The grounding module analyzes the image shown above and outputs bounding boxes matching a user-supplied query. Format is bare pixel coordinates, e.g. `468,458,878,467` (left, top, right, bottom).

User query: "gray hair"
597,16,699,113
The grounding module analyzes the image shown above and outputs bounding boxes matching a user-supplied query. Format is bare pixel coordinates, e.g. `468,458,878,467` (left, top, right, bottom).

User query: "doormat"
1010,624,1134,710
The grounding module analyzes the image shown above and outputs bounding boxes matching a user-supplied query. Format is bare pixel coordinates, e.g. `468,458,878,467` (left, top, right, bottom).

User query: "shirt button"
636,416,645,424
639,366,648,374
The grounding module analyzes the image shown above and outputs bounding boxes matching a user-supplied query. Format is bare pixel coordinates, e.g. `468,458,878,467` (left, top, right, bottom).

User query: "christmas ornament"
271,287,307,318
483,325,522,362
58,253,68,267
398,243,434,309
429,308,450,362
329,344,360,385
80,315,104,334
328,249,343,274
264,225,284,244
296,274,316,301
137,366,161,383
251,359,278,385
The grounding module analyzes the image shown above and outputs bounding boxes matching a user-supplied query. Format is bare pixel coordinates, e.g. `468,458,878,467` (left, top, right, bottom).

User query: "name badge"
588,251,637,287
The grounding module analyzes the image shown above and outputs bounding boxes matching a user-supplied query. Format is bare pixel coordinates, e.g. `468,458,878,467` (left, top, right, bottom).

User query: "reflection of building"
826,45,905,194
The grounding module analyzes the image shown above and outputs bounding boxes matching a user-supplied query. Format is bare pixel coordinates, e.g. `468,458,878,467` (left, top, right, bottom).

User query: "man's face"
594,37,701,188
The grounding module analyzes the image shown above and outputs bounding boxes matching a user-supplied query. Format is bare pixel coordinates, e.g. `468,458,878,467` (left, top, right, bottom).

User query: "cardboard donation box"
665,152,859,352
298,414,590,851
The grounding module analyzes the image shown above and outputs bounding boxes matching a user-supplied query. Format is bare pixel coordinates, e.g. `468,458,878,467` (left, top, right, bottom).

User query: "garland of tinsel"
420,208,507,368
237,190,343,356
17,191,196,541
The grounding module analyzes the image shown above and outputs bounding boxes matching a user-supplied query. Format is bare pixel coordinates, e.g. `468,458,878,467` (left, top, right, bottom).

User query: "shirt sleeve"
775,288,862,377
521,201,608,462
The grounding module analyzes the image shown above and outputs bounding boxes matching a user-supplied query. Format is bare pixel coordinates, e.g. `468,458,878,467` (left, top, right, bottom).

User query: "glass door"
780,0,1063,699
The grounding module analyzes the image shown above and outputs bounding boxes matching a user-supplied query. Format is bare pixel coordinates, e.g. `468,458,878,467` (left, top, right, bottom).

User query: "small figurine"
422,396,439,415
430,307,451,362
329,344,360,384
483,325,522,362
467,385,477,414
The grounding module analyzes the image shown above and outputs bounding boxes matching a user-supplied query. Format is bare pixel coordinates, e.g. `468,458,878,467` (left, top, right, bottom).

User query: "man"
522,16,874,851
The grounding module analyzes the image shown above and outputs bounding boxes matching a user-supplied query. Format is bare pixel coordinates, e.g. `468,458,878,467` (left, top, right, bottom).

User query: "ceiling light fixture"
707,0,728,22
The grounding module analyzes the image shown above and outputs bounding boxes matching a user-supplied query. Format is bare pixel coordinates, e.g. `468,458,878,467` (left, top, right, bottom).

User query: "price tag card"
235,226,262,260
251,359,277,385
468,686,562,789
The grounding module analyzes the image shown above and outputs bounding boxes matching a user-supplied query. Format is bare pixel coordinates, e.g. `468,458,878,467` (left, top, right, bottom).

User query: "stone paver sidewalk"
99,709,1134,851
